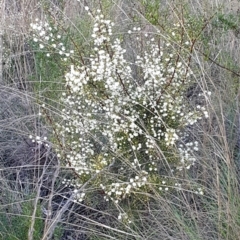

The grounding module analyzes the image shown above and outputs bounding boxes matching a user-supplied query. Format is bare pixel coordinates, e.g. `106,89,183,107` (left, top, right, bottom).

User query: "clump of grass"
0,201,43,240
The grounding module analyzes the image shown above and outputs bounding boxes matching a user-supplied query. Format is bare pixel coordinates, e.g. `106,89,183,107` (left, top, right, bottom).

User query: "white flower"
39,30,45,36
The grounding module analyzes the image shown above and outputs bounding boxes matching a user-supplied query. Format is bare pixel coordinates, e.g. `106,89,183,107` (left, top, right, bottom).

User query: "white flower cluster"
62,178,85,202
117,212,132,223
57,10,208,202
30,19,74,60
91,11,114,45
29,135,49,147
100,170,148,203
195,187,204,195
177,141,199,170
159,180,170,191
73,189,85,202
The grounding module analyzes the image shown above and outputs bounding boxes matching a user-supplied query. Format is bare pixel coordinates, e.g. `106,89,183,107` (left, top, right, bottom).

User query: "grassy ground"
0,0,239,239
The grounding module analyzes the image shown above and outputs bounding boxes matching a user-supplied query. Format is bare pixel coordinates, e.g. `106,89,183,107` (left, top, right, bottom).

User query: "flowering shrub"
30,8,208,215
29,18,75,108
30,19,74,60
